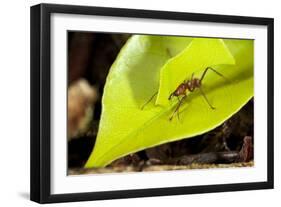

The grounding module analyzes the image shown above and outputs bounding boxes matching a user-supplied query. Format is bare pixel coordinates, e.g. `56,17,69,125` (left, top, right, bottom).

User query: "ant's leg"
199,87,215,110
200,67,228,83
141,91,158,110
169,96,186,121
191,72,194,80
176,97,181,120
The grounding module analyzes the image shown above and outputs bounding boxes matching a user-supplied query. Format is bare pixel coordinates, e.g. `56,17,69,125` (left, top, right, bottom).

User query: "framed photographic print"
30,3,274,203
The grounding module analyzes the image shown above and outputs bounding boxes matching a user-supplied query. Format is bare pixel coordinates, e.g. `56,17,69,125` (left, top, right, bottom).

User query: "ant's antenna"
141,91,158,110
199,87,215,109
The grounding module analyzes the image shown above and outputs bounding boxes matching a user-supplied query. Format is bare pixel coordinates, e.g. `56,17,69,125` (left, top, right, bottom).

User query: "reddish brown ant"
141,67,228,121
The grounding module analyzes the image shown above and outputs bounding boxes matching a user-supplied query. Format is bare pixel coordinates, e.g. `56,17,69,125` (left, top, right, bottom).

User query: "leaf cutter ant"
141,67,228,121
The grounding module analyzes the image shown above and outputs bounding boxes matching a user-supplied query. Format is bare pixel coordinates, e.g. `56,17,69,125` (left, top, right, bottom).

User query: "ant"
141,67,228,121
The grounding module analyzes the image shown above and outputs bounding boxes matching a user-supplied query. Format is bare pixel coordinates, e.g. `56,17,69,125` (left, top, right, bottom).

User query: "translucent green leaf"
85,35,253,168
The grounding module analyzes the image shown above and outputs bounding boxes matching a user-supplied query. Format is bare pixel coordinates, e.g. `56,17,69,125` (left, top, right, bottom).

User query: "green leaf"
85,35,253,168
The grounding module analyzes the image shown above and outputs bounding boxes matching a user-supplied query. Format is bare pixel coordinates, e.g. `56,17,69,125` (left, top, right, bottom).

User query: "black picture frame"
30,3,274,204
